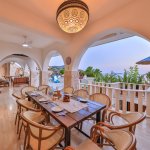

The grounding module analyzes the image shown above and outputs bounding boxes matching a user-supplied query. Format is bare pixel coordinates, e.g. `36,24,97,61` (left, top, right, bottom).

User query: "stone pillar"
41,71,49,85
30,71,40,87
64,70,79,90
146,92,150,117
0,64,7,77
6,63,10,76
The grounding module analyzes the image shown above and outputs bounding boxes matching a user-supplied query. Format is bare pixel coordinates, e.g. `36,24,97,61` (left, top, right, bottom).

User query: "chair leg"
80,122,83,130
18,122,23,139
17,117,21,134
100,137,104,148
15,113,18,125
24,129,27,150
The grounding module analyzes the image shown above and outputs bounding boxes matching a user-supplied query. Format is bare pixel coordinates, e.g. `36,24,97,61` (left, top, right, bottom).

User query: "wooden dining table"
26,91,106,147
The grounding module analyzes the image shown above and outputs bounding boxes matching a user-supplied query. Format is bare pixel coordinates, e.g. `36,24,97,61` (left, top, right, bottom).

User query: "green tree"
146,72,150,83
122,65,145,84
128,65,139,83
122,69,128,82
94,68,103,82
79,70,85,79
138,75,144,84
60,69,64,75
102,73,110,83
85,66,95,77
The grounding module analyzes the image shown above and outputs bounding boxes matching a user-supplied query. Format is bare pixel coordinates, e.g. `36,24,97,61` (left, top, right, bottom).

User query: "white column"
30,71,40,87
64,70,79,90
146,92,150,117
41,71,49,85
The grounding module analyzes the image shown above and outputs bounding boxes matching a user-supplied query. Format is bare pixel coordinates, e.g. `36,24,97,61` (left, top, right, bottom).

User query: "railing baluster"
127,83,130,89
146,92,150,117
130,91,135,112
94,85,97,93
133,84,136,90
139,85,143,90
122,91,127,113
102,87,106,94
106,87,109,96
96,85,100,93
108,88,113,108
115,89,120,112
92,85,95,94
88,85,90,94
122,83,125,89
138,91,143,113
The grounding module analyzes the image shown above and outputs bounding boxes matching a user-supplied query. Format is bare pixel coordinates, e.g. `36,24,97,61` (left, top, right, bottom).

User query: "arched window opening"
48,55,64,89
79,36,150,84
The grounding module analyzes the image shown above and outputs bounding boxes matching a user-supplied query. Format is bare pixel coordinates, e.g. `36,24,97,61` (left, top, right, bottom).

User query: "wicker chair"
12,91,22,99
79,93,111,130
63,87,74,95
21,86,36,98
64,125,136,150
102,111,146,134
15,99,44,139
22,111,64,150
90,93,111,121
38,85,49,94
73,89,89,99
19,111,45,139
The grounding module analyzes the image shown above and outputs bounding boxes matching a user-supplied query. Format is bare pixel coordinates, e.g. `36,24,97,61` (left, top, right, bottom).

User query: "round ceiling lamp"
56,0,89,33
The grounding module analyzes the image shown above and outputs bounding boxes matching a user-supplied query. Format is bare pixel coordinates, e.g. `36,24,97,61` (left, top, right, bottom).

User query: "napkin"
39,98,48,102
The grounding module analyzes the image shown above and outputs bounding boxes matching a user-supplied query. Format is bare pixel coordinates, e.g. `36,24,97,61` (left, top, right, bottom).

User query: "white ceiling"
0,22,65,49
5,0,133,25
0,0,134,49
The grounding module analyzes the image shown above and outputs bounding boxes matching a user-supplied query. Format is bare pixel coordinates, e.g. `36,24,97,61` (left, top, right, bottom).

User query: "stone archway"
42,50,65,87
71,28,148,71
63,28,150,89
0,54,41,87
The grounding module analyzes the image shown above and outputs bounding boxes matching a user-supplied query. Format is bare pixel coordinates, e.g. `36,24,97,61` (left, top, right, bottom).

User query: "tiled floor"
0,86,150,150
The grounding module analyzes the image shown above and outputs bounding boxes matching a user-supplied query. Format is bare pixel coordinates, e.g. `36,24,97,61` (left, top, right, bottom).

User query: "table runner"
53,98,88,113
31,91,88,113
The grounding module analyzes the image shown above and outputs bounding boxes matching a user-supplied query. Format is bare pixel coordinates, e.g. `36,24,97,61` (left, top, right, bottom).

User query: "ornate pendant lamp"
56,0,89,33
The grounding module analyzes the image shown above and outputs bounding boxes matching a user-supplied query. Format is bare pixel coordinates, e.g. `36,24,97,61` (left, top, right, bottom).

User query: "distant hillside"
50,65,64,69
48,66,64,72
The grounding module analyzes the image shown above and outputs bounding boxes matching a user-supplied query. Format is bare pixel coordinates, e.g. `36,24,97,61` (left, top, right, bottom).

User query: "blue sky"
49,55,64,66
49,36,150,74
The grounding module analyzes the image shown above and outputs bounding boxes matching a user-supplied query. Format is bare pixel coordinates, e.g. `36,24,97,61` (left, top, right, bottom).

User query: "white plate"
51,106,64,112
31,93,38,96
79,98,88,103
39,98,48,102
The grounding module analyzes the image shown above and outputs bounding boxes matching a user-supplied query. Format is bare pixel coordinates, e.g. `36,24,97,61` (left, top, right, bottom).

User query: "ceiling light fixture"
22,43,29,48
22,36,32,48
56,0,89,33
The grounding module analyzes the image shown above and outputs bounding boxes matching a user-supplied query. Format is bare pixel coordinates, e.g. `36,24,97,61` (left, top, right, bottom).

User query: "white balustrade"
79,82,150,117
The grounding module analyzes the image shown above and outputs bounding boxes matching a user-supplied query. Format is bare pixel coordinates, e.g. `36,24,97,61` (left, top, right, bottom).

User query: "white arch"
0,57,25,69
43,50,65,71
0,41,42,70
71,28,150,71
0,54,41,72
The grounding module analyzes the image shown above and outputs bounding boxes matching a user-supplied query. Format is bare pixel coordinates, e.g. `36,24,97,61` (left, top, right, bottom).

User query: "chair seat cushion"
18,99,33,108
75,139,101,150
23,111,45,123
30,128,64,150
105,130,133,150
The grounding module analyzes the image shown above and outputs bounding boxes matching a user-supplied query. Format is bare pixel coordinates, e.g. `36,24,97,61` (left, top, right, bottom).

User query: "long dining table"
26,91,106,147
